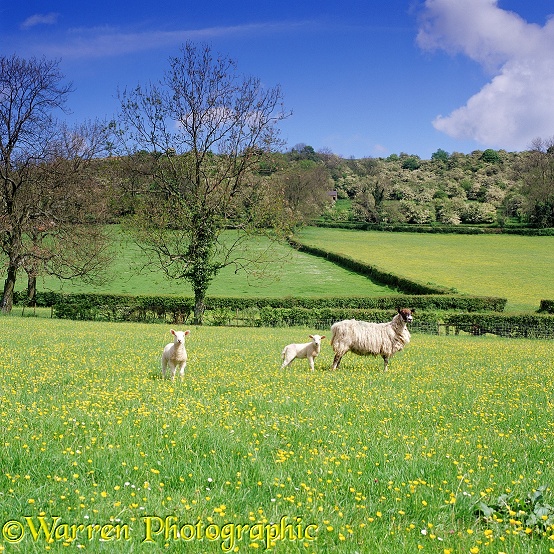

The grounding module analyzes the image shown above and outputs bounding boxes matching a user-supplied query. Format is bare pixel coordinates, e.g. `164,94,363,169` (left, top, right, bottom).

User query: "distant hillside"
275,143,553,229
319,148,531,227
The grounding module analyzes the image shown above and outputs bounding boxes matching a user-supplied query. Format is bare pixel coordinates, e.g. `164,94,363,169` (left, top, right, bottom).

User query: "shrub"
539,300,554,313
444,312,554,338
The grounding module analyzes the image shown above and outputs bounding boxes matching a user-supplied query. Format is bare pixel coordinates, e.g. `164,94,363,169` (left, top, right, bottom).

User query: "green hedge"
15,291,552,337
443,312,554,339
16,291,507,312
539,300,554,314
288,238,454,295
315,221,554,236
259,307,442,334
16,292,507,323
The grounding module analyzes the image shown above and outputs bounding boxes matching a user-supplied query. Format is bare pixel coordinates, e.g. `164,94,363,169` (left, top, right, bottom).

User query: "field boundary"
287,238,454,295
314,220,554,236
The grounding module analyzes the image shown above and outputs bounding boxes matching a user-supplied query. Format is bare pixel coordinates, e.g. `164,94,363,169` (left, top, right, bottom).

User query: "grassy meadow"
295,227,554,313
1,316,553,553
26,226,554,314
29,227,395,299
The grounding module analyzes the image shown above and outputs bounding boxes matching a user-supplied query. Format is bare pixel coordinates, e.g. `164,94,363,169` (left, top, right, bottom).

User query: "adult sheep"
330,308,414,371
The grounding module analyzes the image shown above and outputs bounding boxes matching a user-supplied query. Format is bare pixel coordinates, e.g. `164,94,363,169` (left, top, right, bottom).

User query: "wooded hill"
272,144,554,229
104,143,553,231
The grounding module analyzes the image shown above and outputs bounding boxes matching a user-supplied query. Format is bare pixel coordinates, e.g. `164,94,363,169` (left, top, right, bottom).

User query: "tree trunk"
193,292,205,325
192,274,210,325
27,271,37,306
1,263,17,314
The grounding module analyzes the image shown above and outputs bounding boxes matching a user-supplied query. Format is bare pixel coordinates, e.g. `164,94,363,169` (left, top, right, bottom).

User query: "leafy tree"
399,199,435,224
431,148,450,163
352,177,391,223
521,138,554,227
275,164,331,224
401,156,421,170
111,42,290,323
481,148,501,164
460,201,497,224
0,55,111,312
289,144,318,162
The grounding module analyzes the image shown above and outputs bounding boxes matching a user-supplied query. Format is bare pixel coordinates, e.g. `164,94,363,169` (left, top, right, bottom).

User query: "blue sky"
2,1,553,159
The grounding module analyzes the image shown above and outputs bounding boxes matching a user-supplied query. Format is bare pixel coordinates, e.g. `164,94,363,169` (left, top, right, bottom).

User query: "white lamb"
161,329,190,380
281,334,326,372
330,308,414,371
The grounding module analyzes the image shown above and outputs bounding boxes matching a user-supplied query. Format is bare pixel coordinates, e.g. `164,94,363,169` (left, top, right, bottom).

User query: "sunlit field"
29,227,395,299
295,227,554,312
1,316,553,552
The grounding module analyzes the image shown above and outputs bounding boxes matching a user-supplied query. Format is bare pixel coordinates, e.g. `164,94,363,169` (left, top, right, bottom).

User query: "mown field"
295,228,554,313
1,317,553,553
28,227,395,299
27,226,554,315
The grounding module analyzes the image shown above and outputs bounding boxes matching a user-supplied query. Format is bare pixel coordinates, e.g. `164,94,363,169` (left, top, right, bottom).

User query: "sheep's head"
171,329,190,344
397,308,414,323
309,334,326,346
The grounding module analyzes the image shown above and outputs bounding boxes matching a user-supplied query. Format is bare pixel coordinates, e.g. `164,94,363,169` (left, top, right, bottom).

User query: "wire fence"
213,316,554,340
25,303,554,339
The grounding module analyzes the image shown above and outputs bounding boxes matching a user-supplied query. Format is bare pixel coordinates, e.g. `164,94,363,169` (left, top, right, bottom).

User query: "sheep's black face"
398,308,414,323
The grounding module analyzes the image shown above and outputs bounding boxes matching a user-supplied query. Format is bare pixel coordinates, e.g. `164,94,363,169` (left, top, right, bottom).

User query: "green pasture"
22,226,553,316
30,227,395,299
295,227,554,312
1,316,553,552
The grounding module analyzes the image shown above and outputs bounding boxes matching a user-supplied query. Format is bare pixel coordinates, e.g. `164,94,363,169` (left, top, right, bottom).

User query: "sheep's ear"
411,308,416,314
170,329,176,335
320,335,326,340
185,330,191,336
396,307,401,313
309,335,314,339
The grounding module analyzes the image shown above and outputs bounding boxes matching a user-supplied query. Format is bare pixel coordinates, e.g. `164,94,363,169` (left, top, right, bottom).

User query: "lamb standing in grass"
281,334,326,372
161,329,190,380
330,308,414,371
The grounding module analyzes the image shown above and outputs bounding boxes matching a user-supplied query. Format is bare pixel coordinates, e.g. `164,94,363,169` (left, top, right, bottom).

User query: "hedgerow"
315,221,554,236
14,291,506,323
287,238,454,295
444,312,554,338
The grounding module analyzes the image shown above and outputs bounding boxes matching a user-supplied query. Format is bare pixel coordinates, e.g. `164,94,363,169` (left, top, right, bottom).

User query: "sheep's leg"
281,350,294,369
169,363,177,381
382,355,389,371
179,362,186,379
331,353,343,370
281,358,294,369
308,356,315,372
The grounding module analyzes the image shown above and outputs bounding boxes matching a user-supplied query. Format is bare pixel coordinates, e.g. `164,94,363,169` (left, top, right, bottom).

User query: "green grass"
30,226,395,299
295,227,554,312
1,316,553,552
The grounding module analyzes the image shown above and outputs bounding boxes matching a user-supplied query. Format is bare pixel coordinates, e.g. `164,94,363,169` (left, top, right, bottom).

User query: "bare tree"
0,55,112,312
22,121,114,304
112,42,290,323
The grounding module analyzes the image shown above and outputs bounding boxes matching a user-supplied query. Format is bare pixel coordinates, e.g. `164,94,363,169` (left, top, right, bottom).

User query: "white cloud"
21,13,59,30
417,0,554,150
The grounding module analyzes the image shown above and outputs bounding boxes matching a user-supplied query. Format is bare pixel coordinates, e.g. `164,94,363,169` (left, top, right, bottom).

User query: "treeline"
95,143,554,231
272,142,554,229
